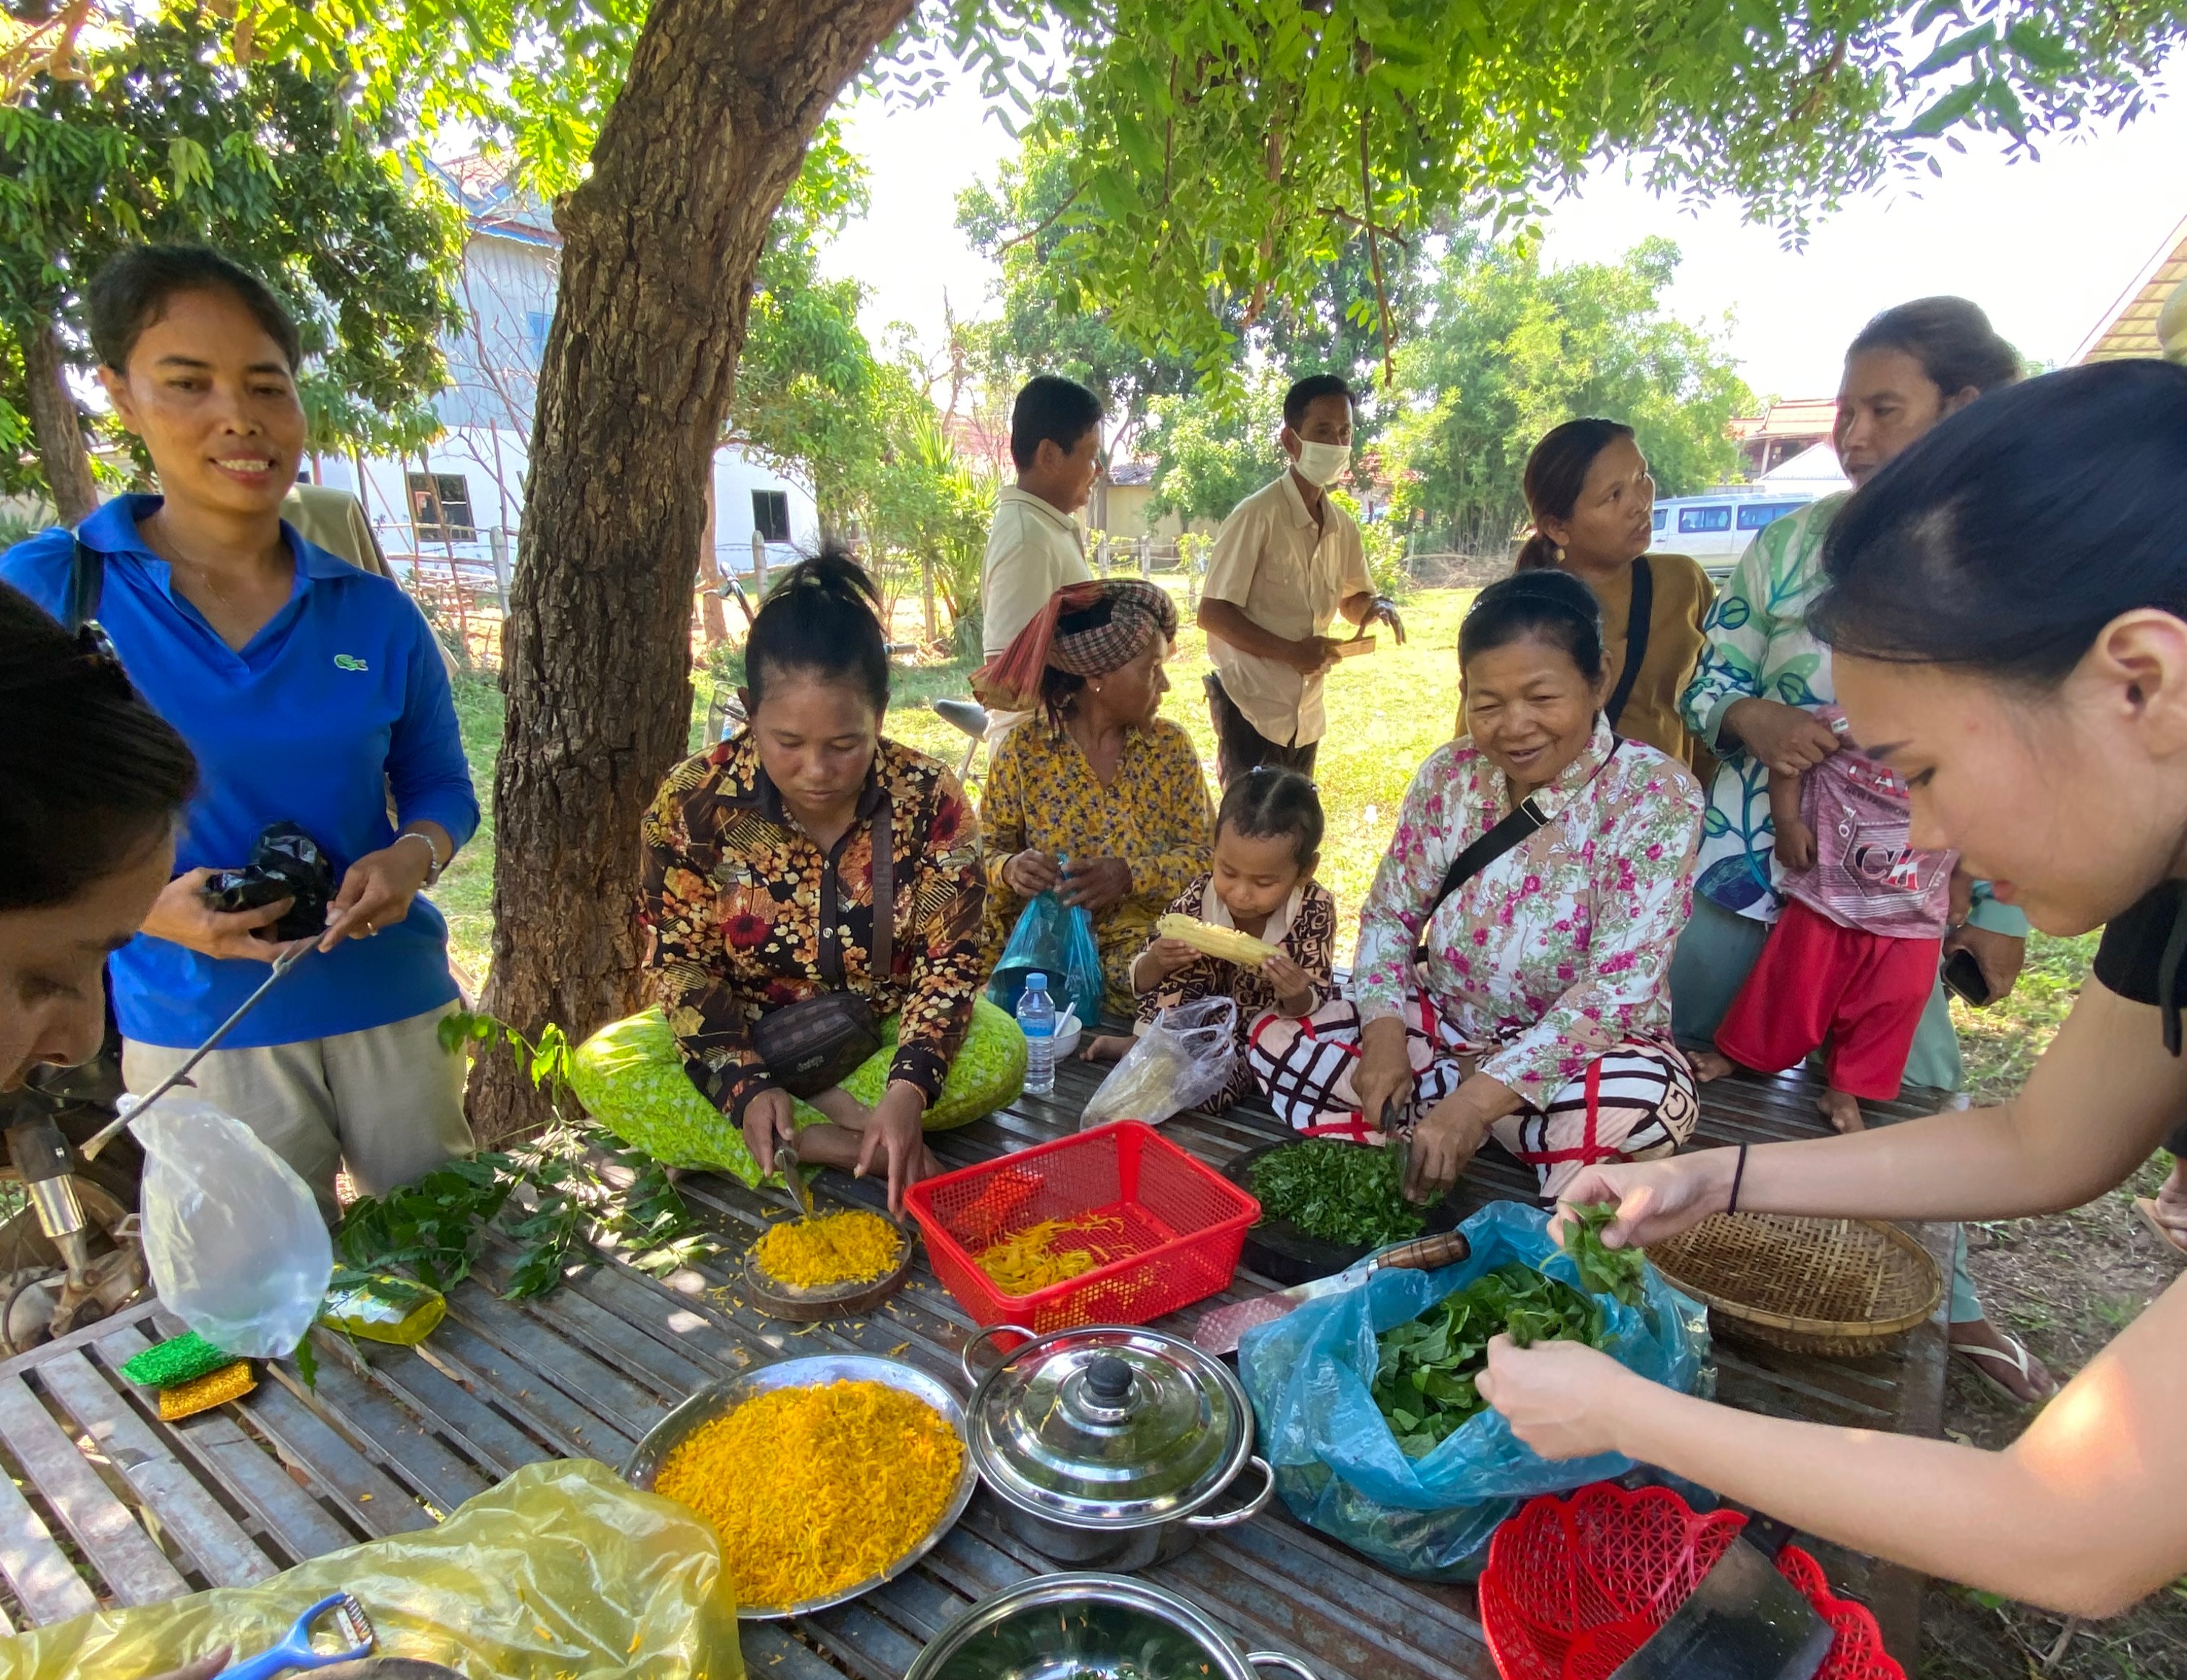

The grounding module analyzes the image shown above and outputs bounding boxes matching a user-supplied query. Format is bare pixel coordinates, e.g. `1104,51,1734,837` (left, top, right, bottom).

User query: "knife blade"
1193,1228,1472,1355
773,1138,814,1221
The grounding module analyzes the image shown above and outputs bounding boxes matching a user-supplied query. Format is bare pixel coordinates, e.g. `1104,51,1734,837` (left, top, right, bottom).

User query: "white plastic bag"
128,1096,333,1357
1080,997,1239,1127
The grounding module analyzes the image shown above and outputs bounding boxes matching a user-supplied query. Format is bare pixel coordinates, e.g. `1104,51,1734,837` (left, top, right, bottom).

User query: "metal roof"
2073,211,2187,364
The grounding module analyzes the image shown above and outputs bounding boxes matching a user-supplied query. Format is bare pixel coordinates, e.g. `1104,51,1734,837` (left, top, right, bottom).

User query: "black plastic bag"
203,822,336,942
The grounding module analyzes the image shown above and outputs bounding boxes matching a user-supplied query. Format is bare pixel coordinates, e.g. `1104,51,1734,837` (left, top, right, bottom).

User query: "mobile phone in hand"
1941,946,1992,1007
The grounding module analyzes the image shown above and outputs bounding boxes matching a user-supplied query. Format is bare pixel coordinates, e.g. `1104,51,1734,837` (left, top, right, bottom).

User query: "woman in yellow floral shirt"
976,579,1215,1012
571,553,1023,1214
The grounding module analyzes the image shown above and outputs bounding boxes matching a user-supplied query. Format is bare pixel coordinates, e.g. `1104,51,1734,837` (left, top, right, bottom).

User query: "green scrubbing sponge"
121,1331,235,1388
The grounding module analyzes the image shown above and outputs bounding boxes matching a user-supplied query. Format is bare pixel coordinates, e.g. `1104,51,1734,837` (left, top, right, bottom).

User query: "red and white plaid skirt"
1246,994,1698,1199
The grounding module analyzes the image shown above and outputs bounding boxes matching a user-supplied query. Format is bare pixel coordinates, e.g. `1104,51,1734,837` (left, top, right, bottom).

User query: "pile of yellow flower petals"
653,1380,962,1611
752,1209,903,1290
974,1213,1127,1297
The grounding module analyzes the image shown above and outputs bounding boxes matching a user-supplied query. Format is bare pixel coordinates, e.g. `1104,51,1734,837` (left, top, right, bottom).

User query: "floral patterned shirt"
1354,717,1703,1106
639,734,985,1123
981,715,1215,1010
1677,494,1846,922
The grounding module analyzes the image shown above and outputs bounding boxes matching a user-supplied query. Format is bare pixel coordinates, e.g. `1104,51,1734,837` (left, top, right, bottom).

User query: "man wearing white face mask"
1197,375,1404,785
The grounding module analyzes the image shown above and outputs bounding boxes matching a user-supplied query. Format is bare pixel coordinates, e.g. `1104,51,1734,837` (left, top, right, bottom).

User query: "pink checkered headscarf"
973,579,1177,713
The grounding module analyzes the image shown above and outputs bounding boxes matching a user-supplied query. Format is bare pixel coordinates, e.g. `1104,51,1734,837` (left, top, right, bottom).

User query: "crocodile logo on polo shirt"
333,654,369,672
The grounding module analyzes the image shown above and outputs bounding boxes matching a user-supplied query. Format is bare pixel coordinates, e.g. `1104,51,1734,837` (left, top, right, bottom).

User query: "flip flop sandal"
2131,1196,2187,1261
1951,1332,2055,1407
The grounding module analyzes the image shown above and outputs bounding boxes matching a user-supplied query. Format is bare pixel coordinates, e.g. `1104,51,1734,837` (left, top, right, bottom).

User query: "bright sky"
826,71,2187,404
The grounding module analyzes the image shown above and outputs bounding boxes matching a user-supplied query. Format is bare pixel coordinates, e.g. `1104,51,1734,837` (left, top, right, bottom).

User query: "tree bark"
472,0,916,1136
22,317,98,525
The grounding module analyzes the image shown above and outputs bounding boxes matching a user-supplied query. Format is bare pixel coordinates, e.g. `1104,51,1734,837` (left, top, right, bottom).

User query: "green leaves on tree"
0,14,463,499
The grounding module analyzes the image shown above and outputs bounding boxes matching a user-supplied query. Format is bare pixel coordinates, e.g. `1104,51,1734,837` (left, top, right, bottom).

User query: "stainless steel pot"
960,1322,1275,1571
904,1571,1318,1680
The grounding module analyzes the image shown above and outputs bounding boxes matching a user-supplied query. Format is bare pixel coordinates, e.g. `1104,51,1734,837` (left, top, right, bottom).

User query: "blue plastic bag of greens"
987,887,1106,1025
1237,1200,1710,1582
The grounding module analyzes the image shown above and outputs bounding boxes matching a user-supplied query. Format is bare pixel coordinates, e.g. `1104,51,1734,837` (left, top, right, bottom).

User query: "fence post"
751,529,767,590
489,526,511,610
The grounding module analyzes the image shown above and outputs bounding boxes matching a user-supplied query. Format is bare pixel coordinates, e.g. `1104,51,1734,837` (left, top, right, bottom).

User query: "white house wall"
328,210,813,584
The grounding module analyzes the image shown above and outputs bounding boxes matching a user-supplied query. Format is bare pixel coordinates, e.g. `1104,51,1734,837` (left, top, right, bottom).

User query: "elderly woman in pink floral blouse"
1258,571,1704,1201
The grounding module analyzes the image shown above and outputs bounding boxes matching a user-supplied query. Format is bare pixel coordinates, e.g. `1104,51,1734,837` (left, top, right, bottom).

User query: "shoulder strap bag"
64,537,104,634
750,798,895,1098
1602,556,1653,732
1412,738,1624,969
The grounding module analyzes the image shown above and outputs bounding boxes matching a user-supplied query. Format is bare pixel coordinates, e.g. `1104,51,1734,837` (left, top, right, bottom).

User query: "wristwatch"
393,830,446,886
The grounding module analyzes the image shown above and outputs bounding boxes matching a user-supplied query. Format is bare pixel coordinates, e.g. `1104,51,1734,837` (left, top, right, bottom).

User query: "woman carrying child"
1083,768,1337,1111
1670,296,2054,1404
1261,572,1705,1198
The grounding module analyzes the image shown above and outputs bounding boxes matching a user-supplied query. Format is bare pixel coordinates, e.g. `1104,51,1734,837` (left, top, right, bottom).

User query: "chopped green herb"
1561,1201,1647,1308
1370,1263,1605,1456
1249,1138,1426,1248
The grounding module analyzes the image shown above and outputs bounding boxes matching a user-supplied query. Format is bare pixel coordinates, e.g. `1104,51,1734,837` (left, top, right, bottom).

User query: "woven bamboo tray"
1646,1211,1944,1358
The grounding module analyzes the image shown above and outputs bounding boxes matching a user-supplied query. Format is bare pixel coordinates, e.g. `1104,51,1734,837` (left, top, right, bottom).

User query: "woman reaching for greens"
1480,360,2187,1617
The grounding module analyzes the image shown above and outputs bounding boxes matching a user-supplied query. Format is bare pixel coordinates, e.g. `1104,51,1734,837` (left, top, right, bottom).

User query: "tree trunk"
22,317,98,525
472,0,916,1137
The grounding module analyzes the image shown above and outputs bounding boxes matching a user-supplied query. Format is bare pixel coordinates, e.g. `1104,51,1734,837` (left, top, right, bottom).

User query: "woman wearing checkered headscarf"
976,579,1214,1011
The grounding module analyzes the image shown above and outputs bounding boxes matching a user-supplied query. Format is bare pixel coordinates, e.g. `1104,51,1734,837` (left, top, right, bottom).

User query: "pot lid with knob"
962,1323,1254,1527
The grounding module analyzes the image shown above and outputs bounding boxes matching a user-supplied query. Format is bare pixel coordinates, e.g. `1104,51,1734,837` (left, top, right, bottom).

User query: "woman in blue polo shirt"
1,245,479,1213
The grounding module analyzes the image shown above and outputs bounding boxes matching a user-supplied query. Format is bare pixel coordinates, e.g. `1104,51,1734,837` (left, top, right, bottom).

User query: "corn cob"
1157,913,1279,967
158,1361,255,1420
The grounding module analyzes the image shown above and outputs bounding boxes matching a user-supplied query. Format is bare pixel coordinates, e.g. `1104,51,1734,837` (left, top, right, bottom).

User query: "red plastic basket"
905,1121,1259,1332
1478,1483,1905,1680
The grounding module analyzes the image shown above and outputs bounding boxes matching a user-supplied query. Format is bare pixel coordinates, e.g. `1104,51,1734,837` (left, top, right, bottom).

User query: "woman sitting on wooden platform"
974,579,1214,1013
1261,571,1705,1201
571,553,1023,1216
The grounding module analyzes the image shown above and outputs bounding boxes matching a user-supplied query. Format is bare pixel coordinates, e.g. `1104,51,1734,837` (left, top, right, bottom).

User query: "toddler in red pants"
1715,705,1955,1133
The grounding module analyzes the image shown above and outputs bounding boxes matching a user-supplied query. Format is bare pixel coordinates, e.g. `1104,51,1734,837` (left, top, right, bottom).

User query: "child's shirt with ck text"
1783,707,1956,939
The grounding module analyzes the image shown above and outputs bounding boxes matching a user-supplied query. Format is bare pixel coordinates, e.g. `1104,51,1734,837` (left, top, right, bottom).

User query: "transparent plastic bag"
128,1095,333,1358
986,889,1107,1026
0,1458,743,1680
1237,1200,1711,1580
1080,997,1238,1127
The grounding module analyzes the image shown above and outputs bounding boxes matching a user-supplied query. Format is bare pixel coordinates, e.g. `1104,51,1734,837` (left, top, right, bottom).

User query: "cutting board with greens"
1222,1137,1460,1287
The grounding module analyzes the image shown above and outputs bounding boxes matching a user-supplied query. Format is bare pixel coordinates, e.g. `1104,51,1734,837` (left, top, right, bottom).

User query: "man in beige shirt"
1197,375,1404,784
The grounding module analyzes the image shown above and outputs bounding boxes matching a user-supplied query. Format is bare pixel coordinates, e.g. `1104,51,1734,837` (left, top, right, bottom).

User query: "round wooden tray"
1219,1138,1460,1287
741,1216,918,1322
1646,1211,1943,1359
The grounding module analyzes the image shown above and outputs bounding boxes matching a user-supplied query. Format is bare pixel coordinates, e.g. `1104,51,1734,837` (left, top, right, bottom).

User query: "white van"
1654,493,1818,581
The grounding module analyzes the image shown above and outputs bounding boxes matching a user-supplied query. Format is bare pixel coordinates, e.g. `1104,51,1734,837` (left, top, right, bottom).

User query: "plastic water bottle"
1018,971,1057,1096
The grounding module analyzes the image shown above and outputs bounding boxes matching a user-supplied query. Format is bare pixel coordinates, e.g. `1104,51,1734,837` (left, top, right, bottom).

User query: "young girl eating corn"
1081,768,1336,1112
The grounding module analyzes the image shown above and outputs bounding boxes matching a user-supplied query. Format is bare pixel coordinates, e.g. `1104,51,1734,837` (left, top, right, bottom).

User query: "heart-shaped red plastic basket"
1478,1483,1906,1680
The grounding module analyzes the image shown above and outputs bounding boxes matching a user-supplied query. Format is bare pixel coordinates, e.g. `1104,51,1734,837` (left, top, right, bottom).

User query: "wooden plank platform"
0,1059,1950,1679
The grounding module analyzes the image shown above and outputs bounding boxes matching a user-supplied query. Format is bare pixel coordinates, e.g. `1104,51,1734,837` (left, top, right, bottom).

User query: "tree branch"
1318,202,1411,247
995,182,1084,252
1360,104,1397,388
